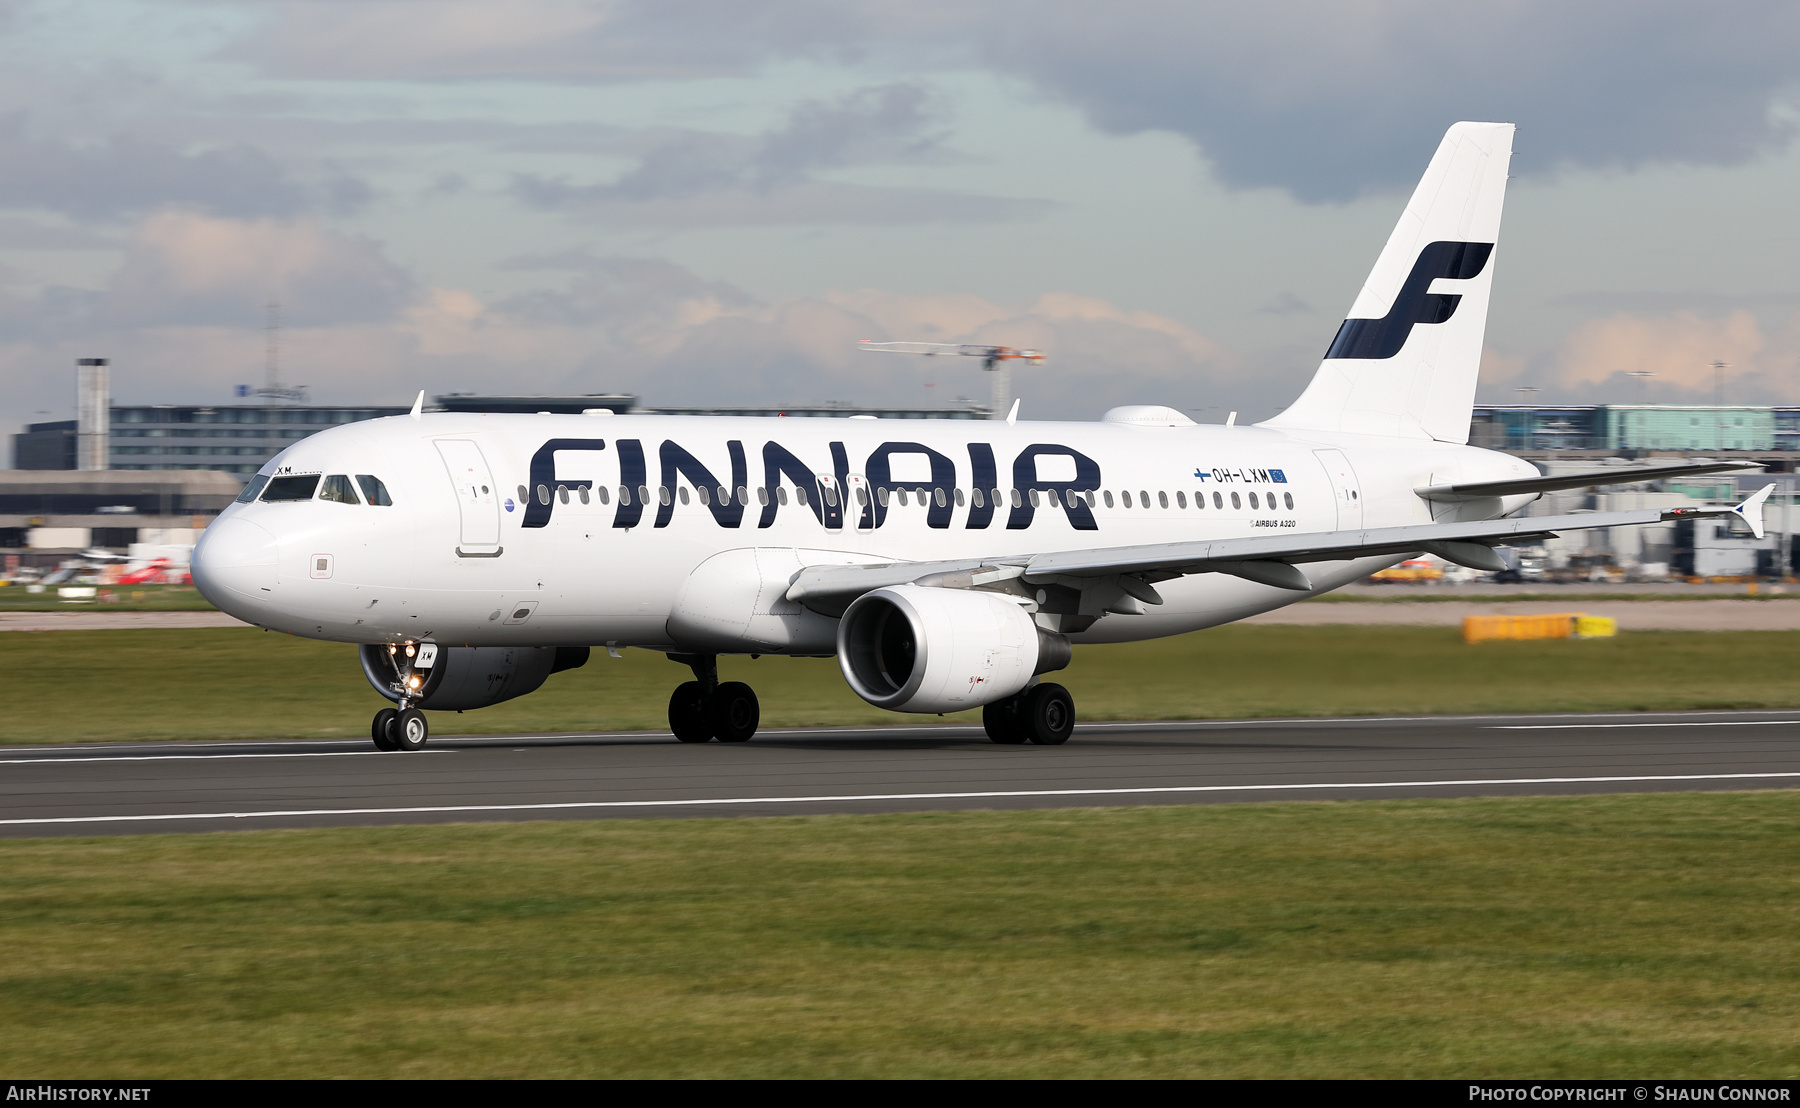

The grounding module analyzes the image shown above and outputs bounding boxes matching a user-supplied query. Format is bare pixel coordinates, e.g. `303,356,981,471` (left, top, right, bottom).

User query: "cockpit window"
355,475,393,506
236,474,270,503
319,475,360,505
261,474,321,502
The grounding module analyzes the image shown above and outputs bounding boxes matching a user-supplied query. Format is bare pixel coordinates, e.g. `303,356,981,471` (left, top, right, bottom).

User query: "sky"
3,0,1800,437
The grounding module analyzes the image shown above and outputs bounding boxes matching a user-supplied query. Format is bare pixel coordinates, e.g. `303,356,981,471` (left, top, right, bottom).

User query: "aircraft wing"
1414,460,1763,502
786,485,1774,613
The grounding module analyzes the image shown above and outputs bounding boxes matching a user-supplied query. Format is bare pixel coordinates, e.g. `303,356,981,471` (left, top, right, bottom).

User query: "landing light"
408,676,421,689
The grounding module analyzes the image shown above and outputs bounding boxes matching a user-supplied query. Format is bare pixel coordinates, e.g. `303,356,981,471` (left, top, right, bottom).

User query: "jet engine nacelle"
359,644,589,711
837,584,1071,713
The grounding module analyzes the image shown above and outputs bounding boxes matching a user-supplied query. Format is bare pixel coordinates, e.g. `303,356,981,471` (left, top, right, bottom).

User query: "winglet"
409,390,424,421
1005,398,1020,425
1732,483,1775,539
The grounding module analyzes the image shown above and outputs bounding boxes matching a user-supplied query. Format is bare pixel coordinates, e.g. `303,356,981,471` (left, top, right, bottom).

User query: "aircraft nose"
192,516,279,610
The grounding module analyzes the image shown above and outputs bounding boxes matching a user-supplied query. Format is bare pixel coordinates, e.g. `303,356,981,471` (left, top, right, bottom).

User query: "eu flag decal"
1269,469,1287,483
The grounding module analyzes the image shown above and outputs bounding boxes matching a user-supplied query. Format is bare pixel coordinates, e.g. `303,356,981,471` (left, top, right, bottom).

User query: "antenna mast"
238,299,308,403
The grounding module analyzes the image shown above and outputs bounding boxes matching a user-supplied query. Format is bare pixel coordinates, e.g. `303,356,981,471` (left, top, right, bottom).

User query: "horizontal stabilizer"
1732,483,1776,539
1416,461,1765,502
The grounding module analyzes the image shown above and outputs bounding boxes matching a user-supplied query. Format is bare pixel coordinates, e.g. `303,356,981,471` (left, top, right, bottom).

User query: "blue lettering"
522,438,605,528
654,440,746,528
1008,444,1100,531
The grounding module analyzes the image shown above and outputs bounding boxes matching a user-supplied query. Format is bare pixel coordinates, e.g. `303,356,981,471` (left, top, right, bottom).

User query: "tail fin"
1262,121,1514,443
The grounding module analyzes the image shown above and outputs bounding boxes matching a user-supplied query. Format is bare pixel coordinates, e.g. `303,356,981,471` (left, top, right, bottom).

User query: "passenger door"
435,439,503,557
1313,448,1364,531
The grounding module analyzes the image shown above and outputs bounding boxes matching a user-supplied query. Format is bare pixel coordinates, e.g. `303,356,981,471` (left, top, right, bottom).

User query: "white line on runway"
0,751,451,765
6,770,1799,827
1493,721,1800,731
6,709,1797,756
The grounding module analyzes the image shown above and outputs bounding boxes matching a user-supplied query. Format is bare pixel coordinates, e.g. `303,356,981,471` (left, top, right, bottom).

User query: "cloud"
0,113,333,220
235,1,1800,202
509,84,1049,226
105,211,415,327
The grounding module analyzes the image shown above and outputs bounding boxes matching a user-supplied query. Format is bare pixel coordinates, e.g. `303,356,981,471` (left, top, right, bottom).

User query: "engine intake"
360,644,588,711
837,584,1069,713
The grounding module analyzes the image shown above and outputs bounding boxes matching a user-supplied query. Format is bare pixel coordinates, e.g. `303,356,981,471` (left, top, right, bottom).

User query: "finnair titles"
193,122,1771,752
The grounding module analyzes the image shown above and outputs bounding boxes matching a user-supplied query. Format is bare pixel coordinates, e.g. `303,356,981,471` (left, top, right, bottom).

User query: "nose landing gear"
667,654,761,743
369,642,436,751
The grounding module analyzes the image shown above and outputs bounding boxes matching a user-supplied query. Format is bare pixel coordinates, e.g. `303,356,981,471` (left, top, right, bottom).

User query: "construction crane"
858,340,1043,420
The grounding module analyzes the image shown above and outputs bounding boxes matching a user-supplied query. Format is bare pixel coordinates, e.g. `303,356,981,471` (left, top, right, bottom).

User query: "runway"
3,709,1799,836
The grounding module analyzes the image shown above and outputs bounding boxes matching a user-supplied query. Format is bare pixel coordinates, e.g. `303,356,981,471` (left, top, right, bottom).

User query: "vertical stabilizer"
1262,122,1514,443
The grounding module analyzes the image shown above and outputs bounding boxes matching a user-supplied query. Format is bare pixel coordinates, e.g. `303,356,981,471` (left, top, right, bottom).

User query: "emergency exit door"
436,439,503,556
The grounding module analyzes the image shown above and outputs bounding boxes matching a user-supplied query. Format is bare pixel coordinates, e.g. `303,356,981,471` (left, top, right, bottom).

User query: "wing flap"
1416,461,1762,502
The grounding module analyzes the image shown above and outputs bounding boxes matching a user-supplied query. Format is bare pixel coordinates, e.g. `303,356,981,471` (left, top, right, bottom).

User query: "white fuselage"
192,411,1539,651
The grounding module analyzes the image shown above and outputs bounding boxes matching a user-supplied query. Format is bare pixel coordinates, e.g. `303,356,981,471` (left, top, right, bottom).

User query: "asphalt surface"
3,710,1799,836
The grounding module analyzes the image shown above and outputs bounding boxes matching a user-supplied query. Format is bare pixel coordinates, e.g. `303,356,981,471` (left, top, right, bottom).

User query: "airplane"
191,121,1773,753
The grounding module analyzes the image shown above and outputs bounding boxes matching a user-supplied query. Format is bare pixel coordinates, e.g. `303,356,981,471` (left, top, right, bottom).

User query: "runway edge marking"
7,770,1800,827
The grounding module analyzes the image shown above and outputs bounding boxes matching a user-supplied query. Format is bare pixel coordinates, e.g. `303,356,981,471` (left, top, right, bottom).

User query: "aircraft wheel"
394,708,429,751
1020,683,1075,746
371,708,401,751
669,681,712,743
708,681,760,743
983,698,1027,744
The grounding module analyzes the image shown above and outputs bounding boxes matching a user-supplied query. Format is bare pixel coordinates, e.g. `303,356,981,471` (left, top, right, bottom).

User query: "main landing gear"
982,682,1075,746
667,653,760,743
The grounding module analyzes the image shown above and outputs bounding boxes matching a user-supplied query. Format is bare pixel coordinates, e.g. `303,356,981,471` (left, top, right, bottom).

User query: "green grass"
3,793,1800,1077
0,584,215,611
1311,590,1800,603
6,625,1800,744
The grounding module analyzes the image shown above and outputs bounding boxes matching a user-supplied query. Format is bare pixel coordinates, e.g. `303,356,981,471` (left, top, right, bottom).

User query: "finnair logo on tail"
1324,240,1494,361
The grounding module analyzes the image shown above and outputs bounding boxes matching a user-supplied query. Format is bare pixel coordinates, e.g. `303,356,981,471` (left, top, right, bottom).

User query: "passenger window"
1231,492,1241,509
1195,490,1204,508
777,486,789,506
896,488,908,506
261,474,320,502
678,486,690,505
934,488,947,508
638,485,650,505
858,486,871,506
618,486,631,506
1139,490,1150,508
954,488,965,507
236,474,270,503
1121,490,1132,508
972,488,984,508
597,486,610,505
1213,491,1223,509
537,484,550,506
739,486,750,505
1103,490,1114,508
578,486,590,505
354,475,393,506
660,486,673,506
795,486,808,507
1158,491,1169,509
1010,489,1023,508
1248,491,1259,509
558,484,570,505
1177,491,1187,508
1285,492,1294,509
517,485,528,505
